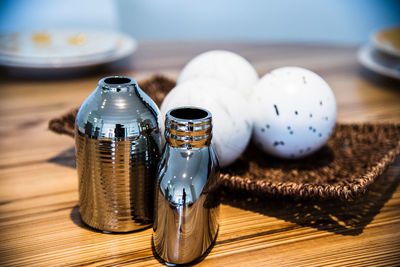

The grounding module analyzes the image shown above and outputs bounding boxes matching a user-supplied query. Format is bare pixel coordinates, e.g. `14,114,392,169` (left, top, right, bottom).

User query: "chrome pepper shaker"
75,76,161,232
153,107,220,265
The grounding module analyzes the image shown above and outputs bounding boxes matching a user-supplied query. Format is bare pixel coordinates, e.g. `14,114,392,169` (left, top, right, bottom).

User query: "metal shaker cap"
165,107,212,148
76,75,161,140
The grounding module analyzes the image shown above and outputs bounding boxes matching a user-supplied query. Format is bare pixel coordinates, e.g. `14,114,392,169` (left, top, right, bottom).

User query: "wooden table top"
0,42,400,266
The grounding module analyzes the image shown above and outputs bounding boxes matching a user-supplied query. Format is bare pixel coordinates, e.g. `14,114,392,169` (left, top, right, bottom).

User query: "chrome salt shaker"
75,76,161,232
153,107,220,265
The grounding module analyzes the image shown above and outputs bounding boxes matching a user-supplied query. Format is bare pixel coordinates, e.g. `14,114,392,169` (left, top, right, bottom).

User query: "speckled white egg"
251,66,337,159
178,50,259,99
161,79,253,167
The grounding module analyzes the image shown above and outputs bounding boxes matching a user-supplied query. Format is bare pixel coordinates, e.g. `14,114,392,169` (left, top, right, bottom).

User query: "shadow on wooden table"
359,67,400,93
49,147,76,168
221,158,400,236
49,147,399,237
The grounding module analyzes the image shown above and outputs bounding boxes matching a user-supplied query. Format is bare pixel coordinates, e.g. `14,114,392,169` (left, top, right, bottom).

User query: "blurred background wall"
1,0,399,44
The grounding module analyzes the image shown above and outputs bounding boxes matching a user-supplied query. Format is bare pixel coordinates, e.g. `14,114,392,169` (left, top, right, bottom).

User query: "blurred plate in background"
0,30,136,69
372,26,400,58
358,44,400,80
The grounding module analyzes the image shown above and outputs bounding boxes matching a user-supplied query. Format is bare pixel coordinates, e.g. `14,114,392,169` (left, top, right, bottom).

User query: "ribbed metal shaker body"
75,76,161,233
153,107,220,265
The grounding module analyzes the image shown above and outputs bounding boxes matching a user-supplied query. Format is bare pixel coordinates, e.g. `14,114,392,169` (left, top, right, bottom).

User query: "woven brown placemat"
49,75,400,201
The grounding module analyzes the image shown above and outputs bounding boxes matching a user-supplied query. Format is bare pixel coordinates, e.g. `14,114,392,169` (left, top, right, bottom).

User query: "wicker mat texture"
49,75,400,201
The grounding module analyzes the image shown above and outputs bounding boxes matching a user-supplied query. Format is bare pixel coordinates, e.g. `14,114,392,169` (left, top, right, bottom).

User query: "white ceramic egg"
251,66,337,159
161,79,253,167
177,50,259,99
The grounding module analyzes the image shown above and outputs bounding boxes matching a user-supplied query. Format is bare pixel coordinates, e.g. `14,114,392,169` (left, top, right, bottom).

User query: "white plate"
0,30,137,69
358,44,400,80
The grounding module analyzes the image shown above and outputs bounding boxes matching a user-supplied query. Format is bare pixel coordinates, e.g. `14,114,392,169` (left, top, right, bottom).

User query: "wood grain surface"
0,42,400,266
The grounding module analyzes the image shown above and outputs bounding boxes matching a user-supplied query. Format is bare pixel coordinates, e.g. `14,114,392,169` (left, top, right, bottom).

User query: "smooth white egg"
251,66,337,159
161,79,253,167
177,50,259,99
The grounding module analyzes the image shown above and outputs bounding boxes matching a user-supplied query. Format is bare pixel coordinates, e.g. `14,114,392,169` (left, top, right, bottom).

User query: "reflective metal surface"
153,107,220,265
75,76,161,232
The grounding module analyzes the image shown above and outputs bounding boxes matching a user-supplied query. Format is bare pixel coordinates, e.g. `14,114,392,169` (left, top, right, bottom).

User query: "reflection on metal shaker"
75,76,161,232
153,107,220,265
